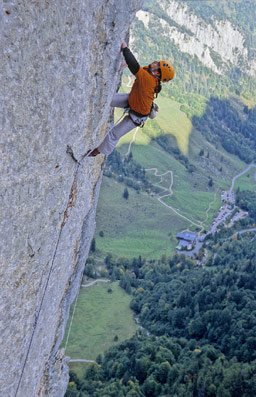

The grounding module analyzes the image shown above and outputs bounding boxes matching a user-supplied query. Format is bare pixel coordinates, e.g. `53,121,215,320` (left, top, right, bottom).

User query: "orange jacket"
128,67,158,116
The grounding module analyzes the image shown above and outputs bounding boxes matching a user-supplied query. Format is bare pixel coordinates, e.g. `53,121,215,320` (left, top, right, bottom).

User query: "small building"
176,240,193,251
176,231,197,243
176,231,197,251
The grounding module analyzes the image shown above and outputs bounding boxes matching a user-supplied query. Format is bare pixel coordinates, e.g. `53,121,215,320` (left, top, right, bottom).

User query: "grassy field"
95,166,219,258
95,95,247,259
96,176,184,258
63,281,138,374
131,139,222,227
234,167,256,192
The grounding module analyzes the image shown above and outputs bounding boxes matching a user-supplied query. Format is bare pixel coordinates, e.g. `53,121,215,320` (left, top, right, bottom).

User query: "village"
176,188,248,257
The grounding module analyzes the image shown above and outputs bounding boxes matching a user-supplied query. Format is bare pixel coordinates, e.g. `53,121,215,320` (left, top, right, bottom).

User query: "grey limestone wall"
0,1,142,396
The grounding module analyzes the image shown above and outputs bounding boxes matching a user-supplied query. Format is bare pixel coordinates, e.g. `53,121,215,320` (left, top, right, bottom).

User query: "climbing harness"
129,110,148,127
129,102,159,126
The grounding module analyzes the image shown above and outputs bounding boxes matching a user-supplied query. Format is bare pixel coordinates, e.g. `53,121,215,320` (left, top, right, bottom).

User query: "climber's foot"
86,148,100,157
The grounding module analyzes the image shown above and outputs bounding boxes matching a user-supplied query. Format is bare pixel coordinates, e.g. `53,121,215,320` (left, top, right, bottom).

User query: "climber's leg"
86,93,130,157
97,115,136,155
110,93,129,108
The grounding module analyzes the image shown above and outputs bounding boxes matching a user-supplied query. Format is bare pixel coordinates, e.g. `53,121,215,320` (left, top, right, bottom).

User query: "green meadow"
64,282,138,370
96,155,219,259
234,167,256,192
95,95,246,259
96,175,183,258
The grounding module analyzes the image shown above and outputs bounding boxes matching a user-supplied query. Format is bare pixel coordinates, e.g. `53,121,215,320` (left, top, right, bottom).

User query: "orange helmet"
159,60,175,82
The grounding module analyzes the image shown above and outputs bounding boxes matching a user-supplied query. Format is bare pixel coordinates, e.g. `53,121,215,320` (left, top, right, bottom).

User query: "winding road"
237,227,256,235
125,127,256,233
230,164,256,192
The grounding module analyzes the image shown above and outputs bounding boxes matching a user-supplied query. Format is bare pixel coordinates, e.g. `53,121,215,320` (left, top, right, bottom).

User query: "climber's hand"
121,41,127,50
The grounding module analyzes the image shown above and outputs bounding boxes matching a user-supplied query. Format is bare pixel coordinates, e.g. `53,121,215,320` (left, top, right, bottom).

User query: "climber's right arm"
121,43,140,75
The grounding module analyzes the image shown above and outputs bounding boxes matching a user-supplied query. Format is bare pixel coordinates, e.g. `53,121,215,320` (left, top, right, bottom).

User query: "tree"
135,357,150,383
90,238,96,253
123,187,129,200
84,263,96,278
65,382,80,397
208,177,213,187
188,317,207,338
142,377,160,397
155,362,171,384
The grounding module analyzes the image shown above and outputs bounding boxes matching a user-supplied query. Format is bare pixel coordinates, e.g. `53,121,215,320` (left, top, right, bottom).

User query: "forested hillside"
68,335,256,396
192,98,256,163
67,224,256,396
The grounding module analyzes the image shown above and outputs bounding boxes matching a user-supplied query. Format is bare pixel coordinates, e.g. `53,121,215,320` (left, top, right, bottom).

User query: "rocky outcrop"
0,1,142,396
138,1,256,76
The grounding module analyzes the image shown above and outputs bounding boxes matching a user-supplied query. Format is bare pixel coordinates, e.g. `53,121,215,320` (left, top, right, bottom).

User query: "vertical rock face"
0,1,142,396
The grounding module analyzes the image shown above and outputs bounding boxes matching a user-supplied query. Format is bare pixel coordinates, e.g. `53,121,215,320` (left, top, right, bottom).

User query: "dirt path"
81,279,110,288
145,167,203,228
69,359,96,364
237,227,256,235
230,164,256,192
126,137,210,228
125,135,255,231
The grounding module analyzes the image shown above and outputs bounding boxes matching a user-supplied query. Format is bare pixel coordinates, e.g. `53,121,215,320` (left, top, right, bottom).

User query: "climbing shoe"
86,148,100,157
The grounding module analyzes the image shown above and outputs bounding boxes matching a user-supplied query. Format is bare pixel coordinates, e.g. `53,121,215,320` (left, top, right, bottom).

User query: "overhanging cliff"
0,1,142,396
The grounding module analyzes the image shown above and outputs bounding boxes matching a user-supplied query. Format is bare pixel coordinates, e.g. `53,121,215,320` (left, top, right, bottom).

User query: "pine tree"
90,238,96,253
123,187,129,200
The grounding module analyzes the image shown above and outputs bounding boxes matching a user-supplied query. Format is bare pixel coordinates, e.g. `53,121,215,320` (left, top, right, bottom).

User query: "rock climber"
87,41,175,157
